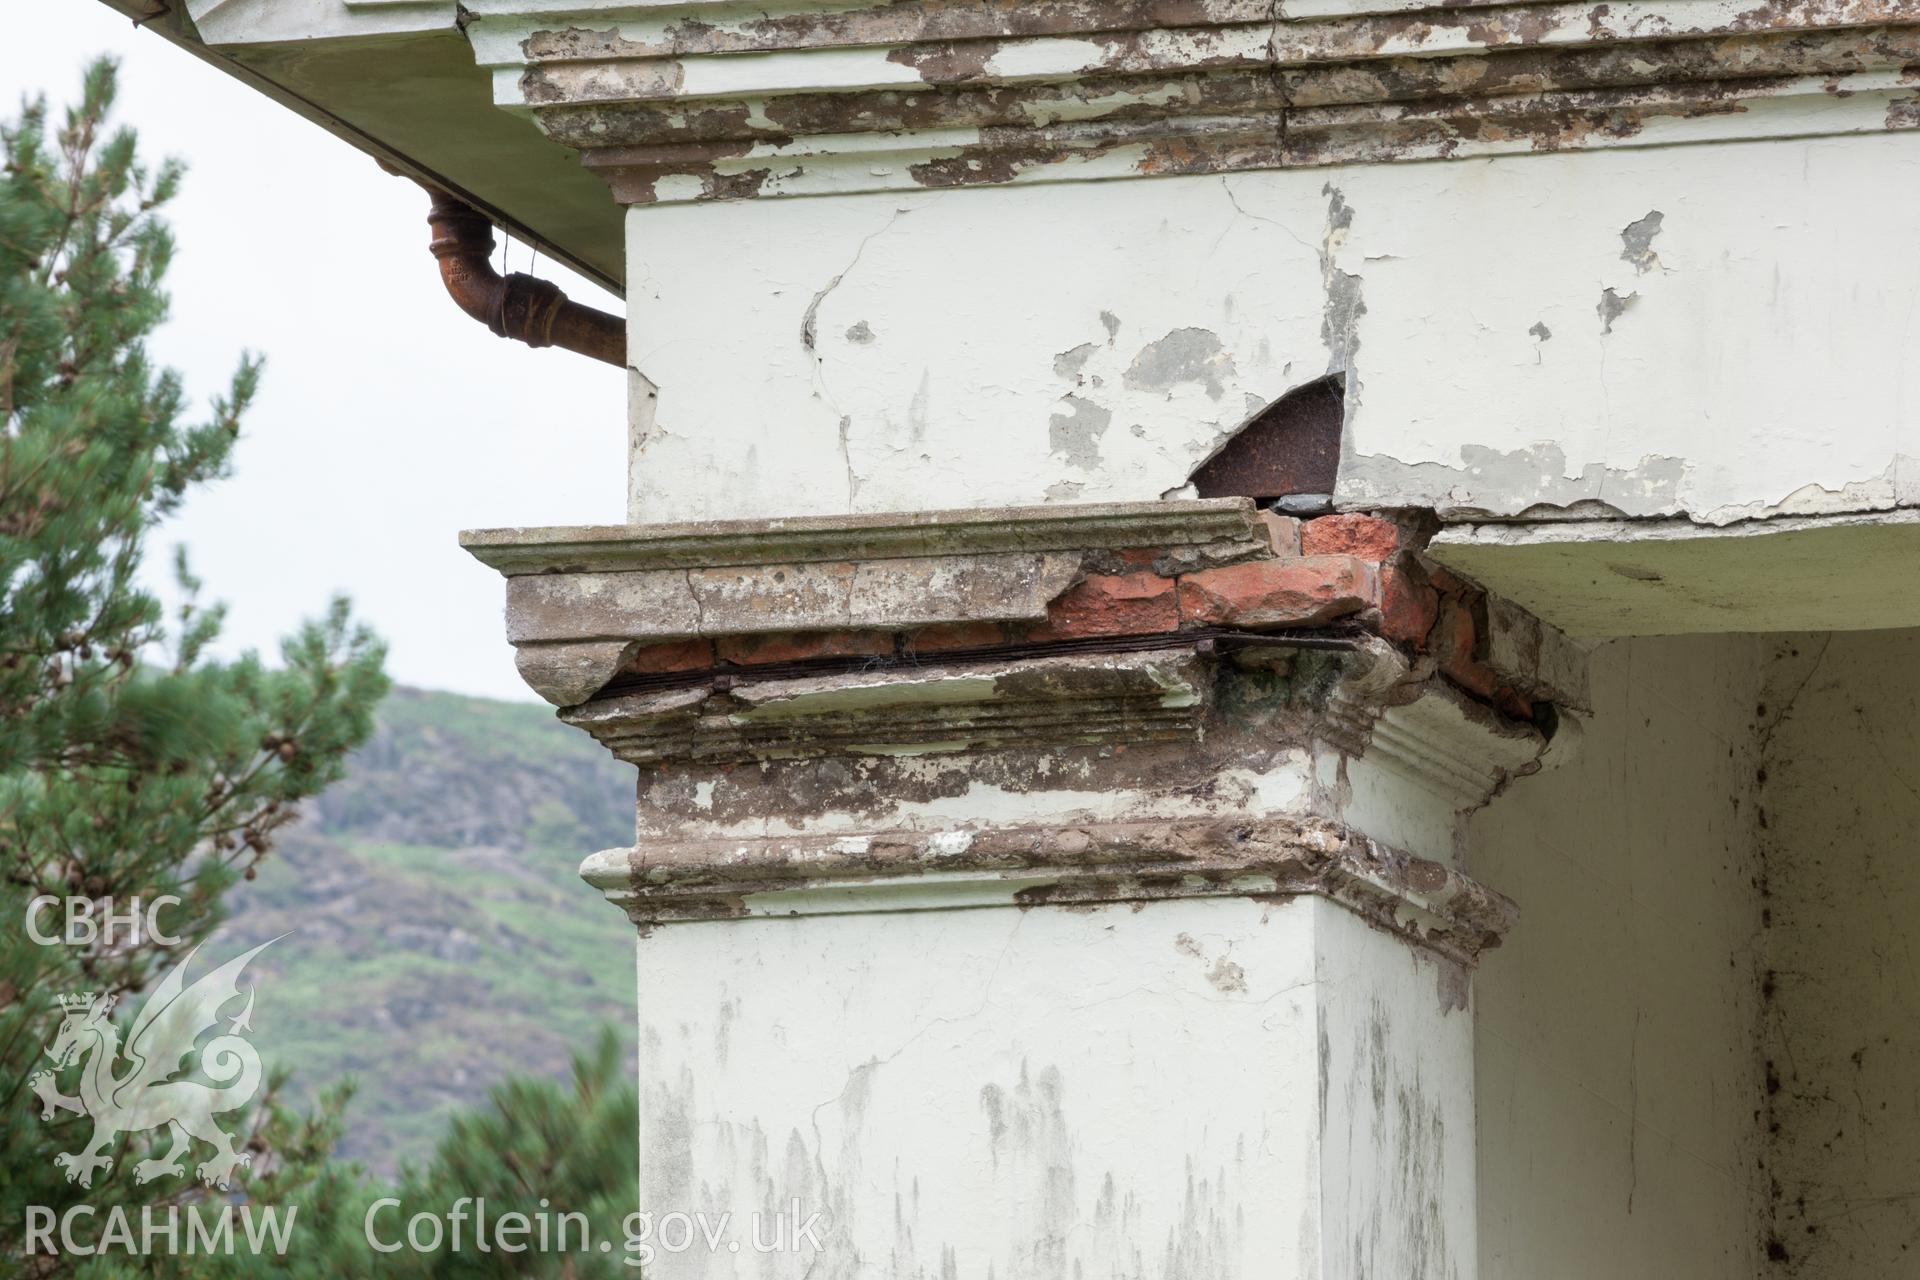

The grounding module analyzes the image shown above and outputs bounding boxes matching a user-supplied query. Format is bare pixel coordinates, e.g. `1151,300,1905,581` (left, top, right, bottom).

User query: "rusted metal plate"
596,626,1361,699
1190,377,1343,501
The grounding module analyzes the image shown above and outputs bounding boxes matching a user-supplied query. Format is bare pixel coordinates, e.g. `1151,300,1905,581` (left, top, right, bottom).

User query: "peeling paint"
1123,326,1235,400
1053,341,1099,380
1207,956,1248,993
414,10,1920,1275
1340,442,1689,520
1596,286,1636,333
1049,394,1114,467
1318,185,1365,384
1619,209,1665,274
497,4,1920,204
593,808,1523,964
611,131,1920,537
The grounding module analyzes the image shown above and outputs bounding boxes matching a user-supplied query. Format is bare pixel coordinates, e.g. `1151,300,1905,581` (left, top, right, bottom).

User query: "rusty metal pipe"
422,186,626,368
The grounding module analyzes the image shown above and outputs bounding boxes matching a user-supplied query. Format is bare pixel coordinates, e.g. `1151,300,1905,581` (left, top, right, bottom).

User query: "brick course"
608,512,1556,719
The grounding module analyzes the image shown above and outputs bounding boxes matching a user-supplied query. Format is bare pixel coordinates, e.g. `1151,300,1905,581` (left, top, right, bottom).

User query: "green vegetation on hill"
224,685,638,1175
307,684,635,852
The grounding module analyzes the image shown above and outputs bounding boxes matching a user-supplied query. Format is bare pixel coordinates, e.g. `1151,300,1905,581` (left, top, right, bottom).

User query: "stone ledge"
1429,506,1920,639
468,501,1586,714
460,497,1267,574
503,552,1086,643
579,814,1518,965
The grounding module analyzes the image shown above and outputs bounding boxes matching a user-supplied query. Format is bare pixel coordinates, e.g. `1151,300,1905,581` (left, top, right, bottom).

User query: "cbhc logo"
26,895,185,946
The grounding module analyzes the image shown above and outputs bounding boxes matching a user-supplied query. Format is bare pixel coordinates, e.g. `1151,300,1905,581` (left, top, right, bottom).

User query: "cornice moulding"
461,0,1920,201
461,497,1267,575
578,815,1520,964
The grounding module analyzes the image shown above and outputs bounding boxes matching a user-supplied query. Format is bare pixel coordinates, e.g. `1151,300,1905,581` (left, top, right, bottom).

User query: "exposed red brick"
1176,556,1370,629
905,621,1010,652
1429,596,1478,667
1426,593,1531,716
1377,565,1440,648
1301,513,1401,560
1440,647,1492,696
715,630,892,666
1441,655,1534,720
1034,572,1181,639
622,638,716,674
1254,510,1301,557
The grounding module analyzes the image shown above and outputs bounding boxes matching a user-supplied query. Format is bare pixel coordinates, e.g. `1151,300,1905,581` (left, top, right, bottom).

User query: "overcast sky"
3,3,629,702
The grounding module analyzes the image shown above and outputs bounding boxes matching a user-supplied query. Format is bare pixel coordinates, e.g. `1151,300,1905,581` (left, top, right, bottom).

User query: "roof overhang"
96,0,622,293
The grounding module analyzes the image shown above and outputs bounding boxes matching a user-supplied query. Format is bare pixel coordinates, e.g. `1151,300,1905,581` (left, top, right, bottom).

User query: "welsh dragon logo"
30,939,279,1190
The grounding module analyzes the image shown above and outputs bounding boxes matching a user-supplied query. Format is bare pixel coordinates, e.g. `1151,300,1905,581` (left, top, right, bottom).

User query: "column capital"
468,498,1581,961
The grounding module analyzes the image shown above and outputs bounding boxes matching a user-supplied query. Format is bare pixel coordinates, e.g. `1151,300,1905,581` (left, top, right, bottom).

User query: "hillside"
219,686,638,1175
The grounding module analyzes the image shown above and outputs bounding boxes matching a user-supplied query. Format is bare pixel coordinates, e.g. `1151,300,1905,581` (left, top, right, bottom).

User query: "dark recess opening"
1188,375,1343,506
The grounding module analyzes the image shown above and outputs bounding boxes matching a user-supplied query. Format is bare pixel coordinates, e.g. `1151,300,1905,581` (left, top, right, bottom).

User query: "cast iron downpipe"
422,186,626,368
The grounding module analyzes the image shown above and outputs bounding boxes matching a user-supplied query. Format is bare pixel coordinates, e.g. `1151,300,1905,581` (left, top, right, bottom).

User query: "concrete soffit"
99,0,626,290
1429,507,1920,638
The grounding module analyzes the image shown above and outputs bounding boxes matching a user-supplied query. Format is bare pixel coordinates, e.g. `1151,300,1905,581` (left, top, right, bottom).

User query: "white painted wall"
1469,633,1769,1277
634,894,1475,1279
625,132,1920,527
624,175,1325,522
1468,628,1920,1275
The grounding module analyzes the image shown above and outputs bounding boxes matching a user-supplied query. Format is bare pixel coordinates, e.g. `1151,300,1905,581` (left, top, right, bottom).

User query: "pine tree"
0,59,388,1270
368,1029,639,1279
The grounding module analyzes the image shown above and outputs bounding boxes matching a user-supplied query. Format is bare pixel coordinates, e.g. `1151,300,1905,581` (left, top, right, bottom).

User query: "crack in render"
1754,632,1832,1265
803,209,907,512
797,911,1026,1276
1757,635,1833,761
683,567,708,635
1268,0,1292,159
800,209,904,351
837,414,856,509
1215,176,1316,257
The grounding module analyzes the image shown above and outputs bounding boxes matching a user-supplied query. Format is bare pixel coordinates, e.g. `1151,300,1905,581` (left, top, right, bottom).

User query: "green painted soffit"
110,12,623,295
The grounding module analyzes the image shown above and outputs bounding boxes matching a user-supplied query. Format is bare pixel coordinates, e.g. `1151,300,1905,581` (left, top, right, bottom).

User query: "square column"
468,499,1580,1278
629,892,1471,1278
